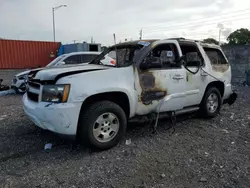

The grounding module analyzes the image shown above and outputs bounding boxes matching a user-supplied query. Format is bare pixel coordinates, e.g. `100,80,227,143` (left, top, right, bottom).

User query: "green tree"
227,28,250,44
202,38,219,45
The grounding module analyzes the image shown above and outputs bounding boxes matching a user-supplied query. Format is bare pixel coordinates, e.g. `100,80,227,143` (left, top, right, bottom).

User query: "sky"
0,0,250,46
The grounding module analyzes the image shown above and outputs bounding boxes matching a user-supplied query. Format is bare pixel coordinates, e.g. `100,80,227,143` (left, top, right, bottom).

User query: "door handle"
173,74,184,80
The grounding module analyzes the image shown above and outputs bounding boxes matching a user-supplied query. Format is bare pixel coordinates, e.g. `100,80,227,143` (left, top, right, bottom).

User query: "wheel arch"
80,91,130,116
200,81,225,104
76,91,130,140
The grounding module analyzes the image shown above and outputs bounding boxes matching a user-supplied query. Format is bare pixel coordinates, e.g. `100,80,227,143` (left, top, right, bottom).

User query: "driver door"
135,40,187,115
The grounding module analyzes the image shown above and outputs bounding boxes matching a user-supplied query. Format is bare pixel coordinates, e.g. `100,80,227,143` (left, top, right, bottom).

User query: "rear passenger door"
179,42,207,107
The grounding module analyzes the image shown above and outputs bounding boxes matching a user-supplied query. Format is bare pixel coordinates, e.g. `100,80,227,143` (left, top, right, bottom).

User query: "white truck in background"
23,38,237,150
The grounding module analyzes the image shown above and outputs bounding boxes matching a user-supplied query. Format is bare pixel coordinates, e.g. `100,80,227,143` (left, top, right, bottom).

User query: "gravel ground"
0,81,249,187
0,70,26,86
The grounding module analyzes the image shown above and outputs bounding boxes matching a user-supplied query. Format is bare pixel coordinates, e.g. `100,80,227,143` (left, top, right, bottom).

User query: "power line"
144,13,250,32
142,8,250,30
116,10,250,42
143,16,250,34
116,14,250,39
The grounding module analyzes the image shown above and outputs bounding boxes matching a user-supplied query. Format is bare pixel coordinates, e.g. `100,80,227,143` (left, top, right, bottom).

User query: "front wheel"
200,87,222,118
78,101,127,150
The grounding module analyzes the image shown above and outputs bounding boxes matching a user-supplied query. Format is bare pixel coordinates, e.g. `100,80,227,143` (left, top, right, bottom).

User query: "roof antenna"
139,29,142,40
113,33,116,45
113,33,118,66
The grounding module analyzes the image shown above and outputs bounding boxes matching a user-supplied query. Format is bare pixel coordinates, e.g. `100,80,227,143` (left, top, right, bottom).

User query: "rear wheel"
200,87,222,118
78,101,127,150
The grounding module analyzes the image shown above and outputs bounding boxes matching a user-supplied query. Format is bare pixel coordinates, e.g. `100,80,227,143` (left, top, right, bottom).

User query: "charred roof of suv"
111,38,220,48
112,39,158,48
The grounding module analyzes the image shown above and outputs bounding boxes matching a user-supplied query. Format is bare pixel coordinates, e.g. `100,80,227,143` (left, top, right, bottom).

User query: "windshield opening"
90,44,144,67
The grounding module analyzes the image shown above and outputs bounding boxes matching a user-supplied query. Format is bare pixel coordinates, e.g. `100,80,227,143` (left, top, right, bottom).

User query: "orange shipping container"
0,39,61,69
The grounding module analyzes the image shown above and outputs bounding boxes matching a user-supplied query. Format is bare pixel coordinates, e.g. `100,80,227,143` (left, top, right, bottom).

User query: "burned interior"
203,47,229,72
138,42,181,105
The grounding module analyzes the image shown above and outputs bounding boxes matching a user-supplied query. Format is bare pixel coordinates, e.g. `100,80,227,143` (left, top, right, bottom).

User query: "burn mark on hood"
54,69,105,83
28,68,107,84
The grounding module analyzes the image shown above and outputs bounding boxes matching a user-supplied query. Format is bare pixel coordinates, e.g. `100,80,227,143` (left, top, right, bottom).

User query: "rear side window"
64,54,98,64
203,47,228,64
80,54,98,63
64,55,79,64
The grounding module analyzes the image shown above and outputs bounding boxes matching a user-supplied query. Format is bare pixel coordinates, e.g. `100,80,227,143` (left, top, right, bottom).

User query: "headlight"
18,74,28,80
41,84,70,103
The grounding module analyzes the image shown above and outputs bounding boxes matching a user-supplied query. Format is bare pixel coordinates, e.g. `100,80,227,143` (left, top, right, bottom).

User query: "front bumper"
11,79,27,92
223,84,237,105
223,91,237,105
22,93,82,136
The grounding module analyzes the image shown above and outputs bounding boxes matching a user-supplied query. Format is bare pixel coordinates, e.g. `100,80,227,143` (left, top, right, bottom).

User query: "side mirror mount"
140,56,162,70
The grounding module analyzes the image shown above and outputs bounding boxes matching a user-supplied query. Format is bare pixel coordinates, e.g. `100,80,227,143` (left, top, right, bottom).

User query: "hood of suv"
16,70,31,78
30,64,112,83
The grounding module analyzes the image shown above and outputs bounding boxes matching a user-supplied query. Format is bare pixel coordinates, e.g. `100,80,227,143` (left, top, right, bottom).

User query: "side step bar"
158,106,200,119
129,106,200,123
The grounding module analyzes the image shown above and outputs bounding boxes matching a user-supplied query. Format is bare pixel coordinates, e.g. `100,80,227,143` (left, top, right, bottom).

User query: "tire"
200,87,222,118
78,101,127,150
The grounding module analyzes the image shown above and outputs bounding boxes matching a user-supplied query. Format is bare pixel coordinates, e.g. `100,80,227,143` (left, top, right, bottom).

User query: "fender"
56,66,138,118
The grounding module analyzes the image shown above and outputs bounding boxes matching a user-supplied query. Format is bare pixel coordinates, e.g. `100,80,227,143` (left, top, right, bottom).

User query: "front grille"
27,91,39,102
28,81,40,89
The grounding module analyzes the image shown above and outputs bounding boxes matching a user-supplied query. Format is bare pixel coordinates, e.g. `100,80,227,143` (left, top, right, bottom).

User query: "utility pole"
113,33,116,45
219,29,221,45
139,29,142,40
217,23,224,46
91,36,94,43
52,8,55,41
52,5,67,42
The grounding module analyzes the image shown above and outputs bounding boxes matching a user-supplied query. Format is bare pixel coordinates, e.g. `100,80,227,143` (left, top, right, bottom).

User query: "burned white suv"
23,38,237,150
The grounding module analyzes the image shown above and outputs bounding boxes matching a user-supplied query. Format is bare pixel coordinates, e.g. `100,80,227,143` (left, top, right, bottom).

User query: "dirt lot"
0,73,249,188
